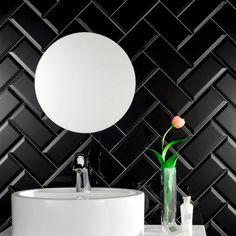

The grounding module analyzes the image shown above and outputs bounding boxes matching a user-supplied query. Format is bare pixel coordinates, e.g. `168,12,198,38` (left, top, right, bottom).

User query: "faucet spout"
72,153,91,192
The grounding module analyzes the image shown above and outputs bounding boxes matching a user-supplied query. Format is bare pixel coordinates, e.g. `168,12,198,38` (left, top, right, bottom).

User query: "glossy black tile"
90,170,109,187
0,0,22,25
145,206,161,224
214,39,236,72
145,37,190,81
94,0,125,15
112,122,157,167
146,2,190,48
113,154,157,189
10,106,54,149
119,20,157,59
0,190,12,226
11,4,56,50
44,0,90,32
206,224,222,236
183,89,226,132
78,3,124,42
93,126,124,151
143,189,159,214
181,56,225,99
181,123,225,166
144,172,161,200
111,0,157,31
83,138,124,184
179,0,223,31
0,0,235,230
179,157,223,200
25,0,57,16
216,105,236,140
146,70,191,113
0,123,21,157
132,53,157,88
12,139,56,183
117,87,156,133
228,0,236,8
58,20,87,39
214,206,236,235
215,174,236,207
214,3,236,42
10,172,40,191
0,219,11,233
45,131,90,166
197,189,224,224
161,0,192,15
179,21,224,65
0,156,22,192
0,90,20,124
10,73,43,117
215,139,236,174
0,57,20,89
10,40,41,76
0,24,22,57
215,73,236,107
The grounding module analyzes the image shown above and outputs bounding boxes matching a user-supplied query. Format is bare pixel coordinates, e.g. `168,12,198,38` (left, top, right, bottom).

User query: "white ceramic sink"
12,187,144,236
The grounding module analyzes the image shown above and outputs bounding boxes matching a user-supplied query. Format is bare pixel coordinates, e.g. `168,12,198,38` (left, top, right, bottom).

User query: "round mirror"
35,32,135,133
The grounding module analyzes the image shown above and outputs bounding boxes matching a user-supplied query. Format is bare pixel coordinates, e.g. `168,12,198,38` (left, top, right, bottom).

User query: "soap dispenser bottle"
180,196,193,235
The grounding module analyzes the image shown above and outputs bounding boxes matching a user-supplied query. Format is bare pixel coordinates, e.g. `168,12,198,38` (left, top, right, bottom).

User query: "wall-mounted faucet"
72,153,91,192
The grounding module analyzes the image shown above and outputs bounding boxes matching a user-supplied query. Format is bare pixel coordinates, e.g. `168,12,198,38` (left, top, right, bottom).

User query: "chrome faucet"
72,153,91,192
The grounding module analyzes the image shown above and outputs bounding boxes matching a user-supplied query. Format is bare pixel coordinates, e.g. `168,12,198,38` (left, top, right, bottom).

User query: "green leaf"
162,138,188,160
164,153,178,168
149,149,165,167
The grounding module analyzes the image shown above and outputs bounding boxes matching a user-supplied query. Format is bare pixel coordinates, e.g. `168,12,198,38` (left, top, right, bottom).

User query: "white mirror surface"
35,33,135,133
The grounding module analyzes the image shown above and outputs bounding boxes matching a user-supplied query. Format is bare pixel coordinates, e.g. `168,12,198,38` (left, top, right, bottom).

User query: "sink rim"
12,187,144,201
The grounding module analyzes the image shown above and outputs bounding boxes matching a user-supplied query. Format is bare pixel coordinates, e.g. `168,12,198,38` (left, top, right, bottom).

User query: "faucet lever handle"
72,153,89,171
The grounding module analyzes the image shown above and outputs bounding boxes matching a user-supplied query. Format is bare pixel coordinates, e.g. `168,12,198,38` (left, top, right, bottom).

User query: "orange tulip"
171,116,185,128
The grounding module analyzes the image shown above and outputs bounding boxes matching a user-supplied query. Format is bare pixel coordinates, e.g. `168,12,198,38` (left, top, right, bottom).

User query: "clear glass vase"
161,167,177,226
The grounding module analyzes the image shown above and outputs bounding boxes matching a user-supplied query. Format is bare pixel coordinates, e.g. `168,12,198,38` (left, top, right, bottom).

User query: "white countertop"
1,225,206,236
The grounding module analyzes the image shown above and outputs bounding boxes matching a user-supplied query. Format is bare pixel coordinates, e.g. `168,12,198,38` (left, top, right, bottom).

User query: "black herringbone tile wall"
0,0,235,235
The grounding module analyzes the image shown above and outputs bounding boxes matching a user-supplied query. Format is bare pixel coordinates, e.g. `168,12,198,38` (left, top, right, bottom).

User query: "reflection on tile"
113,154,157,189
93,126,124,151
84,138,124,184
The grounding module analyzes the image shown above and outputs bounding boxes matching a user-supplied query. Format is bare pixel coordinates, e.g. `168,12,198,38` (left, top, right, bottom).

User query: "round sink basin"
12,188,144,236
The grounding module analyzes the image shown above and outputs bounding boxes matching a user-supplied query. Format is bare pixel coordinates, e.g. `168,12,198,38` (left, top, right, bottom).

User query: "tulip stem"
162,126,173,155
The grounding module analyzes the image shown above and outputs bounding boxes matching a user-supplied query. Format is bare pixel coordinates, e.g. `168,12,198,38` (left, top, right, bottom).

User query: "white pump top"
183,196,191,204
